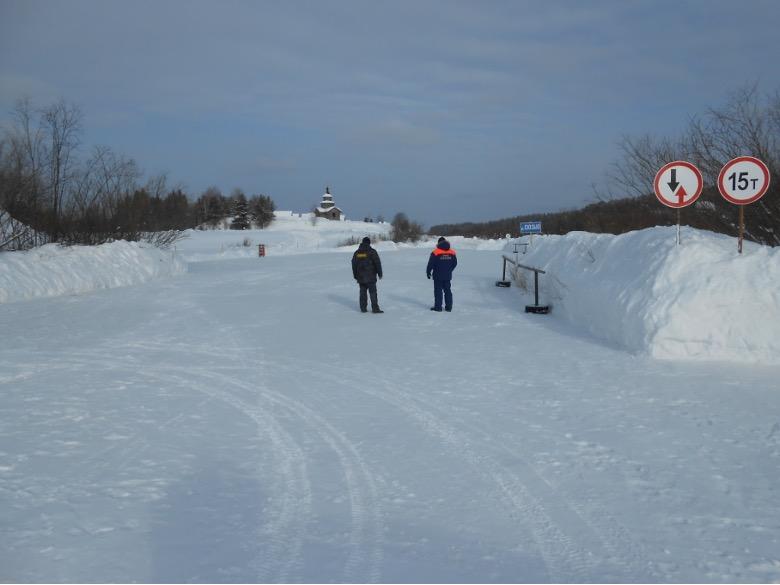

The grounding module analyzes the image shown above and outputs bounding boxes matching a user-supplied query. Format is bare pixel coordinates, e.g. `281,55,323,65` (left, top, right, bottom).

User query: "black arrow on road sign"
667,168,680,193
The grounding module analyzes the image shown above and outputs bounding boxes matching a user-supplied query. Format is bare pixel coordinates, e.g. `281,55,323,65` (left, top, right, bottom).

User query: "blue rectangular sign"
520,221,542,234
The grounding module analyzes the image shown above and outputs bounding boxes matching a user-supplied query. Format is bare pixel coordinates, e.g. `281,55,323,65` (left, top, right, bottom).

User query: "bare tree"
686,82,779,182
40,99,82,236
193,186,226,228
391,212,424,242
0,208,49,251
70,145,141,221
144,173,169,200
605,133,686,198
1,98,46,221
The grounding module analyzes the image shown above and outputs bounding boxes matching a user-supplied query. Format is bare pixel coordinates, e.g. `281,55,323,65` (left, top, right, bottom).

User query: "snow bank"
0,241,187,304
512,227,780,364
441,235,508,251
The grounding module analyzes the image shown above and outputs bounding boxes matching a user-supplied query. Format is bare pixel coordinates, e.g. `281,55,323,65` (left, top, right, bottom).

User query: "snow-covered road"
2,248,779,582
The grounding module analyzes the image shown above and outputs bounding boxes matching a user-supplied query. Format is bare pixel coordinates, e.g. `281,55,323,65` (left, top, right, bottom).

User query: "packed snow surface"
1,217,779,583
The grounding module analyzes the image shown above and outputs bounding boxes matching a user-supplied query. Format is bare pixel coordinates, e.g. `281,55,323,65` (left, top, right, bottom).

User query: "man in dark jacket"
351,237,384,313
426,236,457,312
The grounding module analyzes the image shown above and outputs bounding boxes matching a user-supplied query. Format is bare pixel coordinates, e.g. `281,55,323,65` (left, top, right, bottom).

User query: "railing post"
534,271,539,306
497,254,549,313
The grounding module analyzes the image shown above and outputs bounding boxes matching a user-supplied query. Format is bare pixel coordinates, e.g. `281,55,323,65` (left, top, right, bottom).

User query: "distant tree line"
192,187,275,230
432,83,780,246
430,192,736,240
390,212,424,242
0,97,276,250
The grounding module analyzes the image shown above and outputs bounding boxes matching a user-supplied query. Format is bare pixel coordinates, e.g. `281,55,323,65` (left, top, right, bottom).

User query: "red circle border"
653,161,703,209
717,156,771,205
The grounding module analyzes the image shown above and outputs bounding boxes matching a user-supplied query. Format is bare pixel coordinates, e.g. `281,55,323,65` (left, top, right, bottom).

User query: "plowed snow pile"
0,241,186,303
515,226,780,364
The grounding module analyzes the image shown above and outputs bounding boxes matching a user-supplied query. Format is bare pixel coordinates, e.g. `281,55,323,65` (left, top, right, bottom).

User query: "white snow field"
1,218,780,583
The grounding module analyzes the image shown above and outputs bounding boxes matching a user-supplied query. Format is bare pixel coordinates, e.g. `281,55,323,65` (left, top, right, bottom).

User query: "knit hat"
362,237,371,244
438,236,446,243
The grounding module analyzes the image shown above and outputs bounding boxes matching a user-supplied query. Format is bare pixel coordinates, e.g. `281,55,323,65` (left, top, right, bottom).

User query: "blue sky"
1,0,779,226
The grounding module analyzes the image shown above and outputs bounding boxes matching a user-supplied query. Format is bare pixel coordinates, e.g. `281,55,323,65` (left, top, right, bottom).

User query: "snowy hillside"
179,212,396,261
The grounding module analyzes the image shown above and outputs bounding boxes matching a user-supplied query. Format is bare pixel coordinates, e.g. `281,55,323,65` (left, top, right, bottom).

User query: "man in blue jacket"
426,237,457,312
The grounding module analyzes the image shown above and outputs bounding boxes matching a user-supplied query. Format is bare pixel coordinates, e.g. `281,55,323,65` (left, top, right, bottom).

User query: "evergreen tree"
162,189,191,230
193,187,226,228
249,194,275,228
230,192,250,230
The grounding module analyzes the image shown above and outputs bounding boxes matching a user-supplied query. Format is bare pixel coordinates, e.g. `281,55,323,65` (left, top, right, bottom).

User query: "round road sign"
717,156,771,205
654,161,703,208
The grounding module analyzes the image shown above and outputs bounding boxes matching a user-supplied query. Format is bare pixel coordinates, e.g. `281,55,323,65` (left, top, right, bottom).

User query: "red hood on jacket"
433,246,456,256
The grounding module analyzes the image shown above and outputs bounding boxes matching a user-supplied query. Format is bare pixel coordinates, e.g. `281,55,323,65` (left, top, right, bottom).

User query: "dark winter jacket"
352,242,383,284
426,240,457,281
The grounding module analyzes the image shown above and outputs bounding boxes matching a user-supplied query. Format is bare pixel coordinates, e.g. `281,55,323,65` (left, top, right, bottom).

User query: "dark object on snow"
426,239,457,311
498,255,549,314
352,240,383,312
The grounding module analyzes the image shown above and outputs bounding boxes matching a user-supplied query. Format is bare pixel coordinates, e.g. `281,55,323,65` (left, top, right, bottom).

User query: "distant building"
314,186,343,221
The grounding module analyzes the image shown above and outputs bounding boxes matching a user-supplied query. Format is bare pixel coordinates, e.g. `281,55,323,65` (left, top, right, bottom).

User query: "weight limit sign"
717,156,771,205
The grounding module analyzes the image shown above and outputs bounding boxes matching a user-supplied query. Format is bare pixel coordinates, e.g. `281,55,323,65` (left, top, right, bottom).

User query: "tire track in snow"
150,299,317,582
137,366,312,583
29,347,312,583
488,423,663,583
78,300,384,582
176,364,386,584
305,366,577,582
116,328,386,582
309,362,654,583
186,298,386,583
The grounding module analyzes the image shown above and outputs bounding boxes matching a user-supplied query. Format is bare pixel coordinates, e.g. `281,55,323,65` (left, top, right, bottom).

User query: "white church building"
313,186,344,221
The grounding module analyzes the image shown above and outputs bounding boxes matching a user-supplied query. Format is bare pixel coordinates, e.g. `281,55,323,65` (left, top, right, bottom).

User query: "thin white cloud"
348,118,441,147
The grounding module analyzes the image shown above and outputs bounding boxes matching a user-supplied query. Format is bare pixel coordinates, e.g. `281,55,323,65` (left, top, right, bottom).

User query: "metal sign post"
739,207,745,254
654,161,703,245
673,206,681,246
717,156,771,254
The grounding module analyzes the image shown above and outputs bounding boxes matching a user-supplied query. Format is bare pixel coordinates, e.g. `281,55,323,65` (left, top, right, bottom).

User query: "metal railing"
497,255,550,314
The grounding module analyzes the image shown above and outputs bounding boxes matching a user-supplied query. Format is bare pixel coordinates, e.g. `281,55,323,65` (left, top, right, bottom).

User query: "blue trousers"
433,279,452,310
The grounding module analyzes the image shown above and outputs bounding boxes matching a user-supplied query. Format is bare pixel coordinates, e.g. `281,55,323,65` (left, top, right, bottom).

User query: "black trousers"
359,282,379,311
